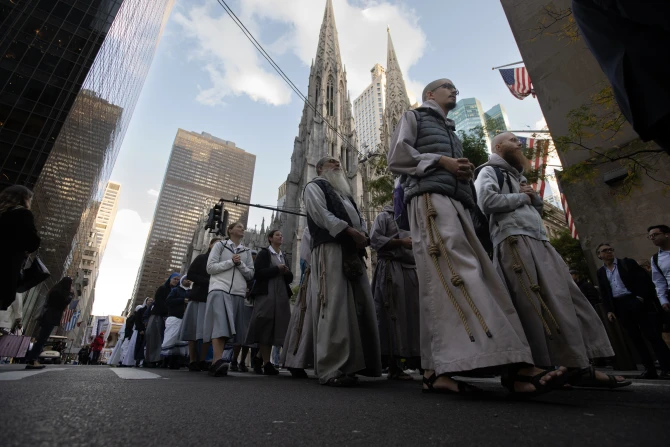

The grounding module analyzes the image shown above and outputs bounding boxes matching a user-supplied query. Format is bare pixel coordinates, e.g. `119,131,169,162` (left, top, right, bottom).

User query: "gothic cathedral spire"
280,0,359,272
381,27,412,154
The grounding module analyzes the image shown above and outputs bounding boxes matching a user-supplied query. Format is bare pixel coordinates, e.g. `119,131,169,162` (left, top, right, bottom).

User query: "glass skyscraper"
131,130,256,307
0,0,175,333
449,97,489,144
484,104,511,141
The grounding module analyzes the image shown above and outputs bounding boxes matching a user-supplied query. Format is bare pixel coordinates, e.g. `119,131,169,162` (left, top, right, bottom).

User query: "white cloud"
147,188,159,197
92,209,151,316
175,0,426,106
173,4,293,106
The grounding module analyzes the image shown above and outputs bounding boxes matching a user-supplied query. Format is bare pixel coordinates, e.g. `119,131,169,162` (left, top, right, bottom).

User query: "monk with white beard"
303,156,382,386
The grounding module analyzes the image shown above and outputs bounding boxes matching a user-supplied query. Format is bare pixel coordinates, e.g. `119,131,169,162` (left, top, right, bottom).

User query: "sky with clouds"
92,0,545,316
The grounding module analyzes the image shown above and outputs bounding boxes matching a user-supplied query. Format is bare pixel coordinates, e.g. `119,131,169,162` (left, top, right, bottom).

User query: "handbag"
17,254,50,293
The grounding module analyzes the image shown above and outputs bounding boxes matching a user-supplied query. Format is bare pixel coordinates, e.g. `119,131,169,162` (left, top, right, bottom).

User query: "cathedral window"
314,76,321,107
327,76,334,116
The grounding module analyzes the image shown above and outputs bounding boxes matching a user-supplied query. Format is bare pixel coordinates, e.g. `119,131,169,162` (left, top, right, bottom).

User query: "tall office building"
65,180,120,348
353,64,386,153
131,130,256,307
449,97,490,146
3,0,176,334
484,104,511,141
95,181,121,261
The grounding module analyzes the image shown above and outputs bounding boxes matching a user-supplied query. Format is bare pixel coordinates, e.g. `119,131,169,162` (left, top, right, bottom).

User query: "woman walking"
203,222,255,377
133,298,152,367
121,304,145,367
0,185,41,311
25,277,73,369
247,230,293,375
161,275,191,369
146,273,179,368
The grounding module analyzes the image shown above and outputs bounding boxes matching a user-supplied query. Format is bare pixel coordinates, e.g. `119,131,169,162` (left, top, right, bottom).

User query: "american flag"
518,137,549,199
499,67,534,100
64,310,80,332
555,173,579,239
60,299,79,329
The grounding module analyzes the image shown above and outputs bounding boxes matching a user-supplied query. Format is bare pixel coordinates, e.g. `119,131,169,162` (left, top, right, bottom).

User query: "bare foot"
593,370,625,383
513,366,567,393
423,370,461,392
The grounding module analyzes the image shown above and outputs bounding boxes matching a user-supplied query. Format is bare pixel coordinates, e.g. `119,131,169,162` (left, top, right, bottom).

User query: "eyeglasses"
599,248,614,253
433,83,459,96
648,233,667,240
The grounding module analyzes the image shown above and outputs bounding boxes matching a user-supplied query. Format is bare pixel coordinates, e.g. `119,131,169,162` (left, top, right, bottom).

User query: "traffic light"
205,209,216,230
212,203,223,233
219,209,229,236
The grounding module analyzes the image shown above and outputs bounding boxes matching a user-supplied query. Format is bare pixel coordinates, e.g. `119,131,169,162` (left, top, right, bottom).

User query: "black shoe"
239,363,249,373
253,357,263,374
637,369,659,379
209,359,229,377
199,360,211,371
161,358,170,369
263,362,279,376
230,360,239,372
188,362,201,372
288,368,308,379
658,370,670,380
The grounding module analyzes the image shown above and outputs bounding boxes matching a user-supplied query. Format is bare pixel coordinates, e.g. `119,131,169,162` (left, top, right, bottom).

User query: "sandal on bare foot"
570,366,632,389
501,367,570,399
422,373,483,395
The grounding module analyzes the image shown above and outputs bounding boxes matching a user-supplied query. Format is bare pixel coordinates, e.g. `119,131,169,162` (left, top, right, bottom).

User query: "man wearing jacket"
596,243,670,379
475,132,621,388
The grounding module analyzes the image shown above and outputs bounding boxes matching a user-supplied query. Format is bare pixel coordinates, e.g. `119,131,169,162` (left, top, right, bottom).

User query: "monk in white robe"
475,133,630,389
388,78,570,396
304,157,382,386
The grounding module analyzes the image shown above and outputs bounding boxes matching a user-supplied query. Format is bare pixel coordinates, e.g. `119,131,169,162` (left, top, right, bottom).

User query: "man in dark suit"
596,243,670,379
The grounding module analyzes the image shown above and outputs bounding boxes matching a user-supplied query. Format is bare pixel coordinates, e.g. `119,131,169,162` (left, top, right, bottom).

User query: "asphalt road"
0,365,668,446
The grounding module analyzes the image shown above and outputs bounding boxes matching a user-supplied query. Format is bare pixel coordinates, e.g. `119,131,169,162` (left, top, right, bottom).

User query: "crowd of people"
2,78,670,397
102,79,670,395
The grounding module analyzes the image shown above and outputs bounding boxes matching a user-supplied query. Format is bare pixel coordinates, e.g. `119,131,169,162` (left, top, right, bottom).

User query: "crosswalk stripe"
110,368,163,380
0,368,67,381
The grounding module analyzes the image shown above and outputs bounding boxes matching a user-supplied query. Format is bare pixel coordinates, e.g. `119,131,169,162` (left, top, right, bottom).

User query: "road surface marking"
111,368,163,380
0,368,66,381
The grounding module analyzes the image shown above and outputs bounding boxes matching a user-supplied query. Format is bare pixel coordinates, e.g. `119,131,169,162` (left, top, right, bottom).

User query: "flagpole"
492,60,524,70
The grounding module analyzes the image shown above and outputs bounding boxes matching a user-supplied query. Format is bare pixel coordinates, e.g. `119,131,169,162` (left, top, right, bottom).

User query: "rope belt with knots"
505,236,561,338
422,193,492,342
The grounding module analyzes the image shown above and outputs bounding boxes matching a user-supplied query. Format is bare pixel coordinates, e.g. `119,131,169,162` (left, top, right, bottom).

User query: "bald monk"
474,132,630,389
388,78,571,397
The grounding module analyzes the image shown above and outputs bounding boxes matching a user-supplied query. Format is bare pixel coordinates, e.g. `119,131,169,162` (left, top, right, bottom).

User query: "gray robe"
370,206,421,360
475,156,614,367
304,179,382,383
388,103,534,375
280,227,314,369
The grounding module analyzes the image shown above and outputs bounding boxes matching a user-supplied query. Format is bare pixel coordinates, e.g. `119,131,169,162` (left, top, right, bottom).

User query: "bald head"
491,132,514,155
422,78,458,113
491,132,524,171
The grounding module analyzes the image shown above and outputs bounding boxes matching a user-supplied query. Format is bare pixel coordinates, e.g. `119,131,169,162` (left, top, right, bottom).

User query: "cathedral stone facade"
280,0,360,272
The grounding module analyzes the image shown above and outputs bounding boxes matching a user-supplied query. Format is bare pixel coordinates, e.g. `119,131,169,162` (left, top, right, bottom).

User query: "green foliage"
365,152,395,209
550,229,590,279
458,125,490,168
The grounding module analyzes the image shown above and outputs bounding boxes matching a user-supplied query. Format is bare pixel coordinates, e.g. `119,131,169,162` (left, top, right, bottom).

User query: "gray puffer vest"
402,108,476,208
